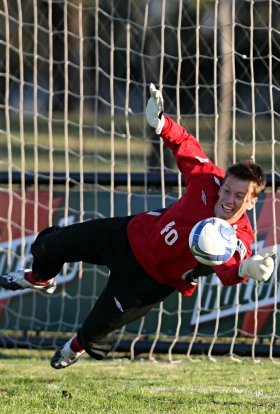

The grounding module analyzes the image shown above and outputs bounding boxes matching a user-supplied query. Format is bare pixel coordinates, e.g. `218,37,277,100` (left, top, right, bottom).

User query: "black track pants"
31,216,175,359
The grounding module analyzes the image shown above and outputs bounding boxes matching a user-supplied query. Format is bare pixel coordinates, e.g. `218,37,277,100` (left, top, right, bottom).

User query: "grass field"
0,352,279,414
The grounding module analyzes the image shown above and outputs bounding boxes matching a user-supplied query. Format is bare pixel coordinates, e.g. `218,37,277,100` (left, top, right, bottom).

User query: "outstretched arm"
185,246,276,286
214,245,276,286
146,83,224,184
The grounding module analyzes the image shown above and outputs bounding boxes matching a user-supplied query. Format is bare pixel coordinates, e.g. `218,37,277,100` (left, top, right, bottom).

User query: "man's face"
214,175,257,224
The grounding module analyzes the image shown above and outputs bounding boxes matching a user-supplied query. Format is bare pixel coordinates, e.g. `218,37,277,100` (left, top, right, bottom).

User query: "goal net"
0,0,279,361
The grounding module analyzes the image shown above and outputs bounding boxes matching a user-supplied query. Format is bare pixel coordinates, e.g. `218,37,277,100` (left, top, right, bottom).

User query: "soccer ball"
189,217,238,266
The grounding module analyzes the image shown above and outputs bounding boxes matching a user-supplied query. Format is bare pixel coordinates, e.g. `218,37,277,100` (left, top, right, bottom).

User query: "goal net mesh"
0,0,279,360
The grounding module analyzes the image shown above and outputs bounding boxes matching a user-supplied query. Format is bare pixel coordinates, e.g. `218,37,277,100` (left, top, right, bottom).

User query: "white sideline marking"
133,386,273,397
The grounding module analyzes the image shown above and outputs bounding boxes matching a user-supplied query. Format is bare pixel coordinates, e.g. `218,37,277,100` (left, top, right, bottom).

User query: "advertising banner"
0,189,279,338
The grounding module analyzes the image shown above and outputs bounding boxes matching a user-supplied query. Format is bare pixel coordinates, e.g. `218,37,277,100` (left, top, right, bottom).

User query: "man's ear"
247,197,258,211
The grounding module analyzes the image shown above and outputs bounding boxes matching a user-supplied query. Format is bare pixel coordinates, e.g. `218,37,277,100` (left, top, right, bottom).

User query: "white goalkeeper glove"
146,83,165,134
238,246,277,282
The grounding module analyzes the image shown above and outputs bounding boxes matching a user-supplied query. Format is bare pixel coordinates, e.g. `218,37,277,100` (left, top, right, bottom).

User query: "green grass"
0,353,279,414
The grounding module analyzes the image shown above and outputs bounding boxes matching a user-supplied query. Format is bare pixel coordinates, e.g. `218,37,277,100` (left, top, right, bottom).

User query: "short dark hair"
225,160,266,196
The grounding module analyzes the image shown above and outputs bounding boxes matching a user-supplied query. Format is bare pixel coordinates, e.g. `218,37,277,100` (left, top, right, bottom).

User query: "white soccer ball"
189,217,238,266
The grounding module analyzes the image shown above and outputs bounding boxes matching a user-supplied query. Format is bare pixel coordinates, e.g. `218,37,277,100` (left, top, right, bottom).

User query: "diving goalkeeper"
0,84,276,369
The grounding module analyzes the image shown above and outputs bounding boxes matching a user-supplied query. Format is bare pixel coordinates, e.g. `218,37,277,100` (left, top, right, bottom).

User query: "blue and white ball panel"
189,217,238,266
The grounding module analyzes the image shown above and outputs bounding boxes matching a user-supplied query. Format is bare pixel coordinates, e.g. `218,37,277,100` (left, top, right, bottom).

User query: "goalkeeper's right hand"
146,83,165,134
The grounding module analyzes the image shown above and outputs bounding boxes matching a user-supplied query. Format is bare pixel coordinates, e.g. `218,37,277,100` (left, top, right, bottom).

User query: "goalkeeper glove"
146,83,165,134
238,246,277,282
183,263,214,284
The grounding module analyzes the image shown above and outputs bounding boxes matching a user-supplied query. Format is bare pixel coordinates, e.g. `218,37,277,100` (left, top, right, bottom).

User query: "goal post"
0,0,279,360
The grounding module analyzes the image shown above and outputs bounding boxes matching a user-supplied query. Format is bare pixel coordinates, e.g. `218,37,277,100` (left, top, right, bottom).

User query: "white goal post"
0,0,279,361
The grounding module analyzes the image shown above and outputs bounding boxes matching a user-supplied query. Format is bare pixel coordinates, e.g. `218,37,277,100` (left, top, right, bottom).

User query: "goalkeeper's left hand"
146,83,165,134
238,246,277,282
183,263,214,284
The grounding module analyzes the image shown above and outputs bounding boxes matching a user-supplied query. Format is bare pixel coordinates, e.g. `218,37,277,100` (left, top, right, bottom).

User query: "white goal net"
0,0,279,361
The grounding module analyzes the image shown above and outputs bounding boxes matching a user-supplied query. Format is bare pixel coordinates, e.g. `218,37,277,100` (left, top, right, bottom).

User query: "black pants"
31,216,175,359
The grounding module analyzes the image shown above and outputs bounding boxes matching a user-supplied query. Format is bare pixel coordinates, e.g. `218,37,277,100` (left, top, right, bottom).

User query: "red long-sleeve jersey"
127,115,253,296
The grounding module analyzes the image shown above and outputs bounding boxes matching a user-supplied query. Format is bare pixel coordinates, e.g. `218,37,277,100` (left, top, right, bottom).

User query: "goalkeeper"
0,84,276,369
